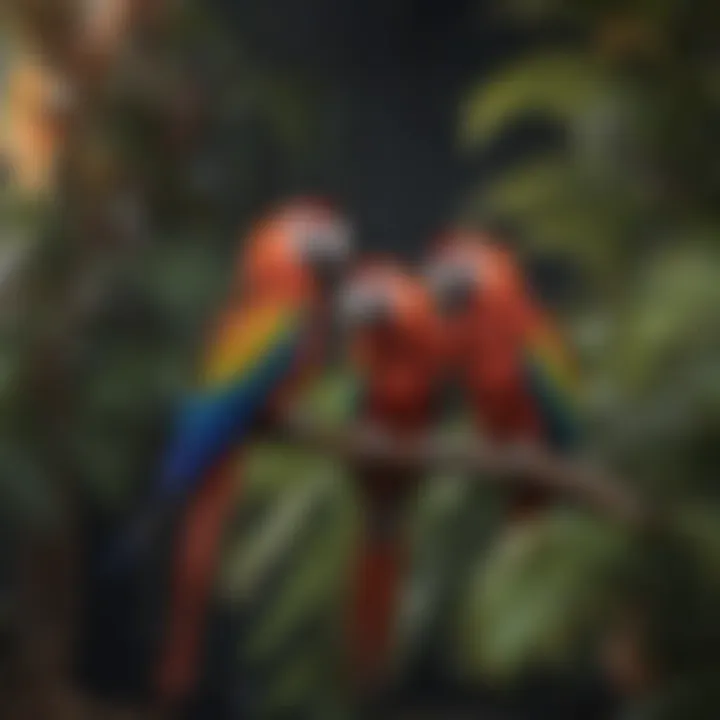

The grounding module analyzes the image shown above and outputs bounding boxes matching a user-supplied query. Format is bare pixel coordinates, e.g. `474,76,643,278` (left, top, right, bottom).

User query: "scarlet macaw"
426,229,581,519
126,199,352,707
339,259,447,689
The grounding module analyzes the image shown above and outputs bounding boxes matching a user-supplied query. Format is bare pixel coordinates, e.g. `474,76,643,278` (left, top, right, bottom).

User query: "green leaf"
243,474,354,660
220,472,344,604
460,53,609,149
609,244,720,394
456,511,632,680
462,158,638,280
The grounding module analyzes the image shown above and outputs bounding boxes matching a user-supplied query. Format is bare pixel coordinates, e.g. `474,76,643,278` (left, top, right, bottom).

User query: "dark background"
218,0,530,254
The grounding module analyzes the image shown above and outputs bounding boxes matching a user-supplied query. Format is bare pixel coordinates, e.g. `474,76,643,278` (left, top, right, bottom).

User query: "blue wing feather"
523,352,581,453
106,311,306,570
157,321,305,497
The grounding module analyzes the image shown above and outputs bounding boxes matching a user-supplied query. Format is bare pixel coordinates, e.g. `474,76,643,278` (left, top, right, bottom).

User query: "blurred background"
1,0,720,718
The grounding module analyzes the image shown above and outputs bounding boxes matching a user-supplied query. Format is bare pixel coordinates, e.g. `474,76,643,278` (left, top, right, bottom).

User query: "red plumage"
343,262,447,688
428,230,581,519
155,199,350,708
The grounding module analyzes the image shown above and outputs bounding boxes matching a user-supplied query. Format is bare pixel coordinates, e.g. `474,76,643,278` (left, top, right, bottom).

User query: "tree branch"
279,410,652,526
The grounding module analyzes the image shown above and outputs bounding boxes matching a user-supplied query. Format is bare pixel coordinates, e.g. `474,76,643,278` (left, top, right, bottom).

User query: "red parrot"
426,229,581,520
118,199,352,708
339,259,447,689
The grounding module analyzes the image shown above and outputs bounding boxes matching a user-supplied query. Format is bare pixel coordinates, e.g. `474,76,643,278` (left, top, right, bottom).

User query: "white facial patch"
287,213,353,264
338,277,391,325
425,257,476,296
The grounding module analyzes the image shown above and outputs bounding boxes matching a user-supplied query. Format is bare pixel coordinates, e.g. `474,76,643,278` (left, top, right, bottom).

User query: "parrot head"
424,229,528,358
240,198,353,304
339,258,447,427
425,229,525,313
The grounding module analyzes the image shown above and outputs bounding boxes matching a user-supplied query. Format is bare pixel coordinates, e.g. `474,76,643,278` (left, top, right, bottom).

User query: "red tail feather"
156,459,239,706
347,529,407,688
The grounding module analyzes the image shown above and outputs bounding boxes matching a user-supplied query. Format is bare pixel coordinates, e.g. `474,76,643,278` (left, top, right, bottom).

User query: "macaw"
123,199,352,708
426,229,581,520
339,259,447,690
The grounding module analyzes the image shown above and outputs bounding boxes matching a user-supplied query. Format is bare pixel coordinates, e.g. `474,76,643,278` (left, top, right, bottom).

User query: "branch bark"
280,411,652,527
